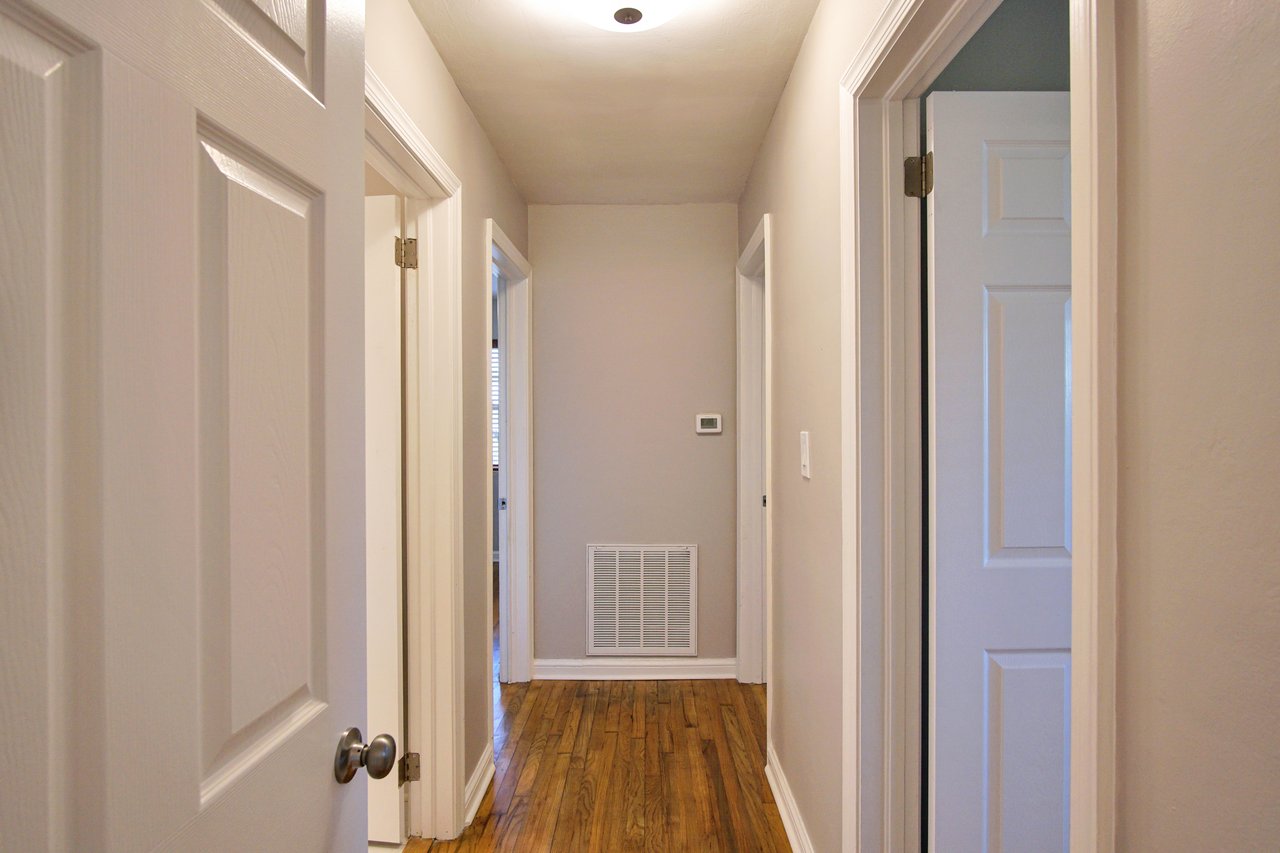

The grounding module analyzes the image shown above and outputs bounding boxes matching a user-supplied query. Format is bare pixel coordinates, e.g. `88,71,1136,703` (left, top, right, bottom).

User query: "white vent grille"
588,545,697,656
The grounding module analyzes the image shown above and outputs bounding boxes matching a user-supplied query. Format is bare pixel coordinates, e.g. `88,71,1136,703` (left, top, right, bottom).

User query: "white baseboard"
462,741,495,826
765,739,815,853
532,657,737,680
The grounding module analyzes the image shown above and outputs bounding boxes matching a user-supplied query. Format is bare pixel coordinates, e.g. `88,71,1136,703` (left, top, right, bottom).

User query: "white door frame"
837,1,1118,850
736,214,772,686
486,218,534,689
365,65,469,841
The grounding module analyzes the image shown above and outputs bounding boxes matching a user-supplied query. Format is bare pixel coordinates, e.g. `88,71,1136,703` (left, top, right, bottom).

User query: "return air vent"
588,545,697,656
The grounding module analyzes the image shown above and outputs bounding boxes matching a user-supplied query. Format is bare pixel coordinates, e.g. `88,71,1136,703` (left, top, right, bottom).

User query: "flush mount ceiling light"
546,0,681,33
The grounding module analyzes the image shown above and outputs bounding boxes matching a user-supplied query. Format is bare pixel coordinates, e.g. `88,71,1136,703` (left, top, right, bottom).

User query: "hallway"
409,584,788,851
414,679,787,851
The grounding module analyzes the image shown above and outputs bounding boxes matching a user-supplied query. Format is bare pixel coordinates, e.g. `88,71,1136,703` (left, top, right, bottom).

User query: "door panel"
928,91,1071,853
0,0,365,848
197,127,324,803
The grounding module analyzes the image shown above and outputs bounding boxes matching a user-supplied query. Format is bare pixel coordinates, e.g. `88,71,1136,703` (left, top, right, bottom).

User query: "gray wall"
1114,0,1280,846
529,204,739,661
925,0,1068,95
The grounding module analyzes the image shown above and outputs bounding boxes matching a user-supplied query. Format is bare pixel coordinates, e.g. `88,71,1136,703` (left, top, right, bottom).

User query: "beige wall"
366,0,528,776
1114,0,1280,846
736,1,890,848
529,204,739,661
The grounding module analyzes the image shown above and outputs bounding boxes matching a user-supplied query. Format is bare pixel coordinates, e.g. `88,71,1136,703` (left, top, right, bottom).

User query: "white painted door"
928,92,1071,852
0,1,366,849
366,194,406,844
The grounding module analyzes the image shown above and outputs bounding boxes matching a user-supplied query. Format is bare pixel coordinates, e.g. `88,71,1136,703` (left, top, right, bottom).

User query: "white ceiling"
408,0,821,204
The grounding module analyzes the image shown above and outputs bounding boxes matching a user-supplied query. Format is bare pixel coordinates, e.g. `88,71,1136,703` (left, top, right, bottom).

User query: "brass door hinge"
399,752,420,784
395,236,418,269
905,152,934,198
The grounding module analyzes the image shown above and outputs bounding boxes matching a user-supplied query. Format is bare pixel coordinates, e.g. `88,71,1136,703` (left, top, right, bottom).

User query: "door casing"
365,64,469,841
837,0,1119,850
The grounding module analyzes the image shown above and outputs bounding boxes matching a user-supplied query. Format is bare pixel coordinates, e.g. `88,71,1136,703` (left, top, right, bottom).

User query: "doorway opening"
735,214,772,690
365,73,469,842
837,0,1117,849
919,1,1072,848
486,219,533,694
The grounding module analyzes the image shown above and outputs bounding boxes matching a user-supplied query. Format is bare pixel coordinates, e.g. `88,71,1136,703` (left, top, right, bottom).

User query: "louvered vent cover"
588,545,697,656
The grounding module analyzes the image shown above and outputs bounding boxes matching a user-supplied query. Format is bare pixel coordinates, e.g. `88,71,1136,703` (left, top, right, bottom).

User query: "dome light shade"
543,1,681,33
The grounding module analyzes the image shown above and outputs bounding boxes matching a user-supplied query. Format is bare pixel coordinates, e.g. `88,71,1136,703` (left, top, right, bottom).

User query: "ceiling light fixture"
545,0,681,33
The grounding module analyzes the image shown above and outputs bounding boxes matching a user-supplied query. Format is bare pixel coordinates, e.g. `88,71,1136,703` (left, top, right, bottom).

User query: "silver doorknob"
334,727,397,784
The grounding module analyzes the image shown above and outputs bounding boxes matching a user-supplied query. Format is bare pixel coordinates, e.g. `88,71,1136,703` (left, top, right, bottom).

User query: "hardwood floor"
410,646,789,850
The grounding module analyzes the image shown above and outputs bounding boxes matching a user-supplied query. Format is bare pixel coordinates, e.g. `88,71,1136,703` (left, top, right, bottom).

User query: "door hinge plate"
399,752,420,784
905,152,934,198
395,236,419,269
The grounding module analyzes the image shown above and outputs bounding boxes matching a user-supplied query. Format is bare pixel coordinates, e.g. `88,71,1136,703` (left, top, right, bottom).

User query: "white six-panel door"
928,91,1072,852
0,0,365,848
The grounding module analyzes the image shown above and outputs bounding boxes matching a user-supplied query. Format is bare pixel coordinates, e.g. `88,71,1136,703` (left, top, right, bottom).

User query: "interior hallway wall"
366,0,529,778
1114,0,1280,846
528,204,739,662
735,0,895,847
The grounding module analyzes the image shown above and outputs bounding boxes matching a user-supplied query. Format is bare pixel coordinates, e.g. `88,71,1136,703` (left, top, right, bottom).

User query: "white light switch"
800,431,811,479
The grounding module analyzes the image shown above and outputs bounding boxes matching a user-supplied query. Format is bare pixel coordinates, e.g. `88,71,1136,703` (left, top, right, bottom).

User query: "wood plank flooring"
411,677,790,851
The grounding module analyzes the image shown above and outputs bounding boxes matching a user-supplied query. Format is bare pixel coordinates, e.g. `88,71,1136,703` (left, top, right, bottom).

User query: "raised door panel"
984,651,1070,853
196,130,325,805
205,0,323,97
985,286,1072,568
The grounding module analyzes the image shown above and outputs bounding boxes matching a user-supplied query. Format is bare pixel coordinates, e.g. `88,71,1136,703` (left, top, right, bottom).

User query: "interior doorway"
837,0,1114,848
918,4,1072,848
736,215,772,688
364,75,469,841
486,220,533,695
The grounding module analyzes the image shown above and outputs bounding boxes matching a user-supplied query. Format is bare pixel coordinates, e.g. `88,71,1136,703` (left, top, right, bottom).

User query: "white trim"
365,65,467,842
837,1,1117,850
365,65,460,194
532,658,737,680
462,741,495,826
485,219,534,691
735,214,772,687
765,740,816,853
1068,1,1119,849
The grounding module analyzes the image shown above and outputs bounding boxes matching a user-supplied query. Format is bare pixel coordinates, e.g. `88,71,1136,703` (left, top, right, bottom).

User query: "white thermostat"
695,413,723,435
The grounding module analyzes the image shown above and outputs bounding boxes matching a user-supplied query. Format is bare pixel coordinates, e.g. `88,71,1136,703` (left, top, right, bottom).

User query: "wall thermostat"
696,413,723,435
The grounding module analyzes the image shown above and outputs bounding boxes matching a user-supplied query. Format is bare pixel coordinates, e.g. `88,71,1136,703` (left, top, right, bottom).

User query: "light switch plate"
800,431,811,479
